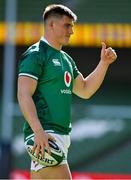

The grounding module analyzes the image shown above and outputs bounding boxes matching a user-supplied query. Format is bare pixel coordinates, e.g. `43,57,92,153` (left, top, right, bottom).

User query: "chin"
59,38,70,46
62,40,70,46
63,42,68,46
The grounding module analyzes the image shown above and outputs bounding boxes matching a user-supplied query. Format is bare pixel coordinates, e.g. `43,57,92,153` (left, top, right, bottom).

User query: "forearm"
83,60,109,98
73,43,117,99
18,93,43,133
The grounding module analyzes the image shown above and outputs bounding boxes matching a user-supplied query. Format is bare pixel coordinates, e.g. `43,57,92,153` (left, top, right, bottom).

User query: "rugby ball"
25,136,64,167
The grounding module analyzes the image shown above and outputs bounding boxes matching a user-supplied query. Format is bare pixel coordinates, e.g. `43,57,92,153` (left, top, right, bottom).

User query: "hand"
32,128,55,158
101,42,117,65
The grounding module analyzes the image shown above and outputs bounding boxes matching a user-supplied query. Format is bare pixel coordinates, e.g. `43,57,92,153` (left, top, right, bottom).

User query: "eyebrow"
64,22,74,26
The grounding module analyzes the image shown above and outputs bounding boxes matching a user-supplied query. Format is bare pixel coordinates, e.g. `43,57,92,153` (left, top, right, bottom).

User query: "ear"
48,18,55,29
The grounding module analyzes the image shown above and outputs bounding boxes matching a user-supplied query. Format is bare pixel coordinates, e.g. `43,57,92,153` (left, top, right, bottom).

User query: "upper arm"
73,73,87,99
17,76,37,97
18,49,43,97
18,50,44,81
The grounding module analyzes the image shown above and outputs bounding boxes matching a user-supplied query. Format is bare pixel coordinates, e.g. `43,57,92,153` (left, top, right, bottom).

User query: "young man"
17,4,117,179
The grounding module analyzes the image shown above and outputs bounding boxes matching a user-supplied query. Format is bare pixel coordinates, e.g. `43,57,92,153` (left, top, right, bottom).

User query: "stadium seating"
1,0,131,23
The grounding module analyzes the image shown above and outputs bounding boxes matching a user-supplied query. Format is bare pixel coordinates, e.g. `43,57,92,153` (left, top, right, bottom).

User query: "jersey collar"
40,37,61,52
41,37,51,46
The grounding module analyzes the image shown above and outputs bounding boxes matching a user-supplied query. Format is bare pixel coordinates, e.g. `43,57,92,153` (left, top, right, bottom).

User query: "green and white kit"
18,38,80,140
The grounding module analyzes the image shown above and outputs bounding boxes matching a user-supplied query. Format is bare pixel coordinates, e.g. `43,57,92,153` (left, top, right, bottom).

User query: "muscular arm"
17,76,42,132
73,42,117,99
17,76,52,156
73,61,109,99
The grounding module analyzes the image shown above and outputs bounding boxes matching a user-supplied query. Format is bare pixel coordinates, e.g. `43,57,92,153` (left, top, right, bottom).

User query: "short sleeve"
71,59,80,79
18,52,43,80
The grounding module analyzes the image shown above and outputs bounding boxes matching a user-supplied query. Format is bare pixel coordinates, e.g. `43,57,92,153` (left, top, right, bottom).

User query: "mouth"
66,36,70,39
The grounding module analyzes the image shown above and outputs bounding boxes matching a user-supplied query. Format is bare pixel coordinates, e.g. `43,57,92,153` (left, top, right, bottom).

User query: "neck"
44,34,62,51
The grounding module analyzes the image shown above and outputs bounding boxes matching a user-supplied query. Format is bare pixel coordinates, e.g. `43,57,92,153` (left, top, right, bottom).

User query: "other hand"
32,129,55,158
101,42,117,65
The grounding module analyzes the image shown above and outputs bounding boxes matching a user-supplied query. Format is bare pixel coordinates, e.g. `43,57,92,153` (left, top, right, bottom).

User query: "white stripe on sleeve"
18,73,38,80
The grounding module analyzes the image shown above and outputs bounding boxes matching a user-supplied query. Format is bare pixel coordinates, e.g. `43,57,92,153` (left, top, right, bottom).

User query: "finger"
107,54,117,60
32,144,37,154
41,144,45,158
108,47,113,50
113,53,117,58
112,54,117,60
106,49,117,58
35,144,41,157
45,143,51,155
106,50,111,56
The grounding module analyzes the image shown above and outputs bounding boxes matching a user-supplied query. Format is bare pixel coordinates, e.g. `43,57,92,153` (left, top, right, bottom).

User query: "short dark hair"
43,4,77,23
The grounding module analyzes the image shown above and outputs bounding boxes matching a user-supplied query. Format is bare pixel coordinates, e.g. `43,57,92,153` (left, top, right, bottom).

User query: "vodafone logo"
64,71,71,87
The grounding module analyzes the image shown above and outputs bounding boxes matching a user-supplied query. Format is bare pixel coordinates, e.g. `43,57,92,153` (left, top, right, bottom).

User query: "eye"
65,24,73,29
65,24,69,28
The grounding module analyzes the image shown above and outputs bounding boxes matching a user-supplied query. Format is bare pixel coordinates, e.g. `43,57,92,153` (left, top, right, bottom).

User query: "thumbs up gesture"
101,42,117,65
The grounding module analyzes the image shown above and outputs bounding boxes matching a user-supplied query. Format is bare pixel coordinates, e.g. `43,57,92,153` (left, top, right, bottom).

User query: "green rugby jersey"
18,38,80,138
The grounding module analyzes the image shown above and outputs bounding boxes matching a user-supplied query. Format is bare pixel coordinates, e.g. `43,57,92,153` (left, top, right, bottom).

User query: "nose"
69,27,74,35
71,28,74,35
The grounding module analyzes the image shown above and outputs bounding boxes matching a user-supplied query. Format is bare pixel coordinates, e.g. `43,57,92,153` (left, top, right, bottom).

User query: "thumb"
101,42,106,57
101,42,106,51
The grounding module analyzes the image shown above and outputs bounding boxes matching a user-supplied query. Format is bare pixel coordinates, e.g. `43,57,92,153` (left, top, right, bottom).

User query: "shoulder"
20,41,45,65
21,42,40,59
61,50,74,62
61,50,71,59
61,50,76,66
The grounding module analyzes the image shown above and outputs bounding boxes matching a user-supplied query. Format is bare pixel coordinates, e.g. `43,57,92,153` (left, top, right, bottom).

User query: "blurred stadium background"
0,0,131,179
